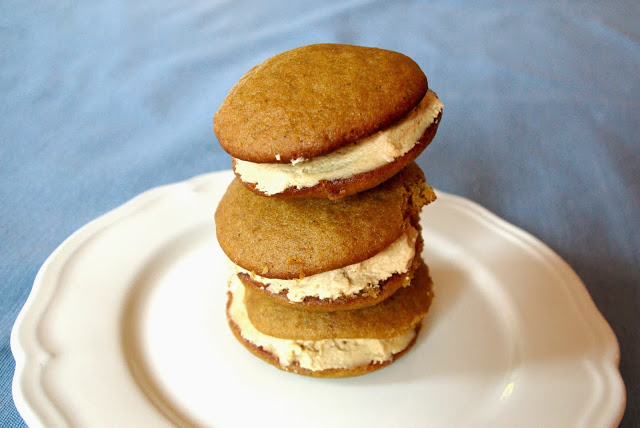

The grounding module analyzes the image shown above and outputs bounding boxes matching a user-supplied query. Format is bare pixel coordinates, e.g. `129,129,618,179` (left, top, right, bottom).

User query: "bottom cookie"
225,265,433,378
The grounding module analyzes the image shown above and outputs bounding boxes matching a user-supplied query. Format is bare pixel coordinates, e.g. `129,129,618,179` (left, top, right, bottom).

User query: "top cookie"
214,43,428,163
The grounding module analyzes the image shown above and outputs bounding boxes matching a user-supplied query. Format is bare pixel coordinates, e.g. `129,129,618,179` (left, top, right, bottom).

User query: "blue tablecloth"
2,1,638,426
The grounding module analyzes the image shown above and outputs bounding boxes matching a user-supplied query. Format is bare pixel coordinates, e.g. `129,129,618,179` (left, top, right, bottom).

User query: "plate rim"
11,170,626,427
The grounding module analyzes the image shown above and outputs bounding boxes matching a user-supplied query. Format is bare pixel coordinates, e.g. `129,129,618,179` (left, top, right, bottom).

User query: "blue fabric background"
1,0,638,426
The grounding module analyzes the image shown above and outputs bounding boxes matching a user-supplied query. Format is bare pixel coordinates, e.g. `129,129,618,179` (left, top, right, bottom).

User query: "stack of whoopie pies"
214,44,443,377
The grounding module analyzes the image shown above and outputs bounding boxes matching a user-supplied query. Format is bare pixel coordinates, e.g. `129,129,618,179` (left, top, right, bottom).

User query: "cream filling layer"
228,275,416,371
234,90,443,195
232,226,418,302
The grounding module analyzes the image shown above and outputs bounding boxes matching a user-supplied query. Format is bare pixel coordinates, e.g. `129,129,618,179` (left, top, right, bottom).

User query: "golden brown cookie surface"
214,43,428,163
215,162,435,279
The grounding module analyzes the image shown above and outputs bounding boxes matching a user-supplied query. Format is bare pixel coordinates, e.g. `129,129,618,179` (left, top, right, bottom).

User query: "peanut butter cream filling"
233,90,443,195
231,226,418,302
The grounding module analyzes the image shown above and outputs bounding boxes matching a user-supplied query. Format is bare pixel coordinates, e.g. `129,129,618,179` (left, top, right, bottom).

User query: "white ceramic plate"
12,170,625,428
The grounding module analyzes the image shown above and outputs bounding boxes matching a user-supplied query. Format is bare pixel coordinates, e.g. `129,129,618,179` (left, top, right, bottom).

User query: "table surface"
2,1,638,426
